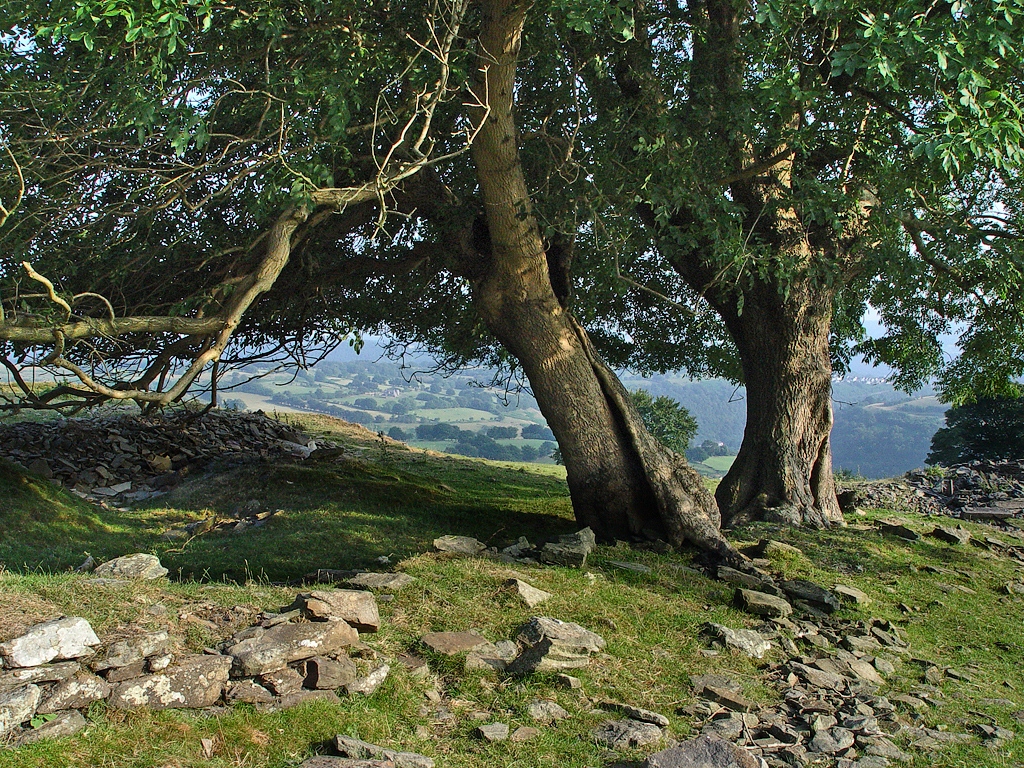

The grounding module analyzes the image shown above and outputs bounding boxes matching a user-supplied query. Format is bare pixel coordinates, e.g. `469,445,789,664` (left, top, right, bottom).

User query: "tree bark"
466,0,736,560
711,277,843,529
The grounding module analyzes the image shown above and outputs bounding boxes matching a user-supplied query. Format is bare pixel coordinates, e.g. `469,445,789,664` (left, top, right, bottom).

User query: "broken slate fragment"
227,618,358,676
346,664,389,696
504,578,552,608
591,718,663,749
0,661,81,687
420,630,492,656
299,656,358,689
539,528,596,567
702,684,757,713
0,685,41,739
334,734,435,768
345,572,415,591
0,617,101,668
526,698,570,723
476,723,510,742
735,588,793,618
290,590,380,633
780,580,841,614
507,617,606,675
702,623,771,659
599,700,670,727
91,630,171,671
15,709,88,745
834,584,871,606
433,535,486,555
36,671,111,714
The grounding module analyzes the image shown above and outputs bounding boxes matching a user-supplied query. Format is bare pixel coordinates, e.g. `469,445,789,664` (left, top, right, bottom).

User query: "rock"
91,630,171,671
809,727,855,753
346,664,389,696
0,617,101,668
717,567,779,593
106,660,149,682
291,590,380,632
554,674,582,689
36,671,111,714
346,572,415,591
539,528,596,567
107,654,231,710
752,539,806,559
300,656,358,689
261,667,305,695
296,758,397,768
227,619,358,676
465,640,518,674
15,709,88,745
476,723,510,742
511,726,541,742
780,580,841,614
507,617,606,675
855,757,890,768
0,661,81,687
591,718,663,749
334,734,435,768
643,733,762,768
877,521,920,541
834,585,871,605
599,700,670,727
504,578,552,608
702,623,772,659
735,589,793,618
0,685,41,738
702,685,757,713
788,662,847,691
92,553,168,580
606,560,653,574
225,680,275,704
421,630,492,655
929,525,971,545
526,698,570,723
433,535,486,555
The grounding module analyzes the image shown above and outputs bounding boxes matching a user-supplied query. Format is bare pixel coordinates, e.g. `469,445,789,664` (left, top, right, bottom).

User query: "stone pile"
0,409,327,503
846,459,1024,523
0,576,387,746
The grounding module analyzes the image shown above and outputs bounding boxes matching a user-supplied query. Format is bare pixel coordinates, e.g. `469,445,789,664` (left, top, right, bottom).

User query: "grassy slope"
1,417,1022,768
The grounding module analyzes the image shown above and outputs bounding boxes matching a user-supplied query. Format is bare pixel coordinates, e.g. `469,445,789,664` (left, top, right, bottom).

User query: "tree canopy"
926,396,1024,465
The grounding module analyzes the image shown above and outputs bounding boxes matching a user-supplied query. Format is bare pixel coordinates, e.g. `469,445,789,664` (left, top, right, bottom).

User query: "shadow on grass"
0,454,576,583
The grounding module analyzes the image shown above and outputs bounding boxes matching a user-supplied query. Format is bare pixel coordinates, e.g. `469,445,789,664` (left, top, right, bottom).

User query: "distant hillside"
218,359,947,479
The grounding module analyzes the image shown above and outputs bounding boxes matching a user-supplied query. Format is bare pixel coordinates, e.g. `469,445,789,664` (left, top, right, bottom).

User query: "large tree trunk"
713,279,843,529
466,0,736,560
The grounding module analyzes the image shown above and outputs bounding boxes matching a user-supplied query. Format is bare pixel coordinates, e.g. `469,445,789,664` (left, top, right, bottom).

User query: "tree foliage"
629,388,698,454
926,396,1024,465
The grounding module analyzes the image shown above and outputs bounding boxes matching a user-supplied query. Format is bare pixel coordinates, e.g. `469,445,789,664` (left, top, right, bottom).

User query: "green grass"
2,420,1024,768
701,455,736,471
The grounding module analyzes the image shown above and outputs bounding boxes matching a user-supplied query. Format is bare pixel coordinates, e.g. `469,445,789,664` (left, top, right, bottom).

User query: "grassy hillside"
1,413,1023,768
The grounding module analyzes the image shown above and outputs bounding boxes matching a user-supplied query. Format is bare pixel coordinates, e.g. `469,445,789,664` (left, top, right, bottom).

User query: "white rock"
0,617,101,668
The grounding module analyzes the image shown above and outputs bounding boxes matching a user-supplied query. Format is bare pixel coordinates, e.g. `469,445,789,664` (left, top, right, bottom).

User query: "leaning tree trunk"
713,279,844,529
466,0,737,561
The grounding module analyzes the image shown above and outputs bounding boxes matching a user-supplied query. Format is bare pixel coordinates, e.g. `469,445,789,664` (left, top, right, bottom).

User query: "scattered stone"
539,528,596,567
346,572,415,591
346,664,389,696
643,733,761,768
717,566,778,593
290,590,380,632
929,525,972,545
296,758,397,768
227,619,358,676
420,630,491,656
591,718,663,749
0,617,101,668
735,589,793,618
554,674,582,689
510,726,540,742
476,723,510,742
37,672,111,714
702,623,772,659
834,585,872,606
107,654,231,710
92,553,168,580
0,685,41,738
702,685,756,713
599,700,670,727
504,578,552,608
507,617,606,675
334,735,435,768
606,560,653,574
782,581,839,618
526,698,570,723
877,521,920,541
809,727,855,753
465,640,518,674
433,535,486,555
261,667,305,696
15,709,88,745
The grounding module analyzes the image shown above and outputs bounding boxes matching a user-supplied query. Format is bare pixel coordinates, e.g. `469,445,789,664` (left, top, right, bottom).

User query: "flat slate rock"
643,733,762,768
346,572,415,591
0,617,101,669
15,709,88,745
504,578,552,608
702,623,771,659
420,630,492,656
0,661,81,687
0,684,41,738
291,590,380,632
735,589,793,618
37,671,111,714
297,759,399,768
91,630,171,671
227,619,358,676
108,654,231,710
335,735,434,768
592,718,663,749
433,535,486,555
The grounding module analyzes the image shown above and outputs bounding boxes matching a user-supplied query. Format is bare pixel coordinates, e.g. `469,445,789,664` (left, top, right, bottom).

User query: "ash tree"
0,0,477,410
926,396,1024,465
550,0,1024,527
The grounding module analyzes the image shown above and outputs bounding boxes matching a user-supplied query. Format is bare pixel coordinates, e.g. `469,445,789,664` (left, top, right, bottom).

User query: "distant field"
416,407,499,421
702,454,736,471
